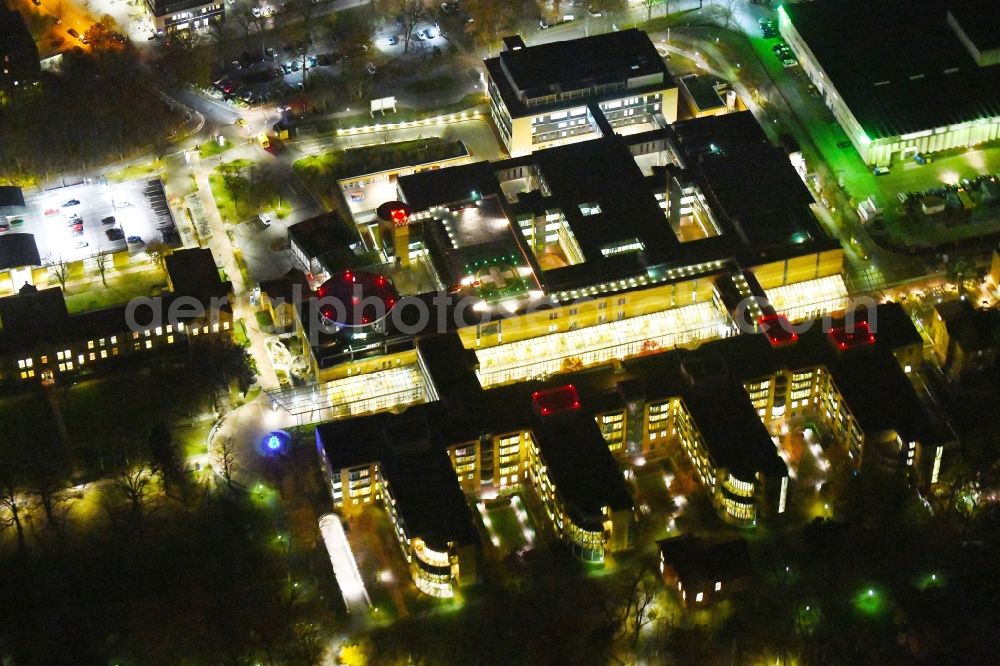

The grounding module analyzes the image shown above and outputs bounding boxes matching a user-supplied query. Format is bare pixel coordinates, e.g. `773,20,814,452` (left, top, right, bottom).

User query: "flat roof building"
780,0,1000,166
485,29,679,155
0,5,39,97
145,0,224,34
0,248,234,385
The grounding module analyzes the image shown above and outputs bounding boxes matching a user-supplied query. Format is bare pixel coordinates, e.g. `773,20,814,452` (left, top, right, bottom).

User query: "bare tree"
214,436,239,488
378,0,422,53
46,254,71,291
713,0,738,29
95,247,112,286
0,472,28,556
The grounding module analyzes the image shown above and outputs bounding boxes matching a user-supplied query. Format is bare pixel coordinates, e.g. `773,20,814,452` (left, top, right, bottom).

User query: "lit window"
223,321,230,330
145,340,152,349
110,336,117,344
904,364,912,373
89,353,95,361
40,356,47,364
155,326,163,336
715,581,721,591
100,350,108,359
167,335,174,344
77,355,84,365
212,323,220,333
87,340,95,349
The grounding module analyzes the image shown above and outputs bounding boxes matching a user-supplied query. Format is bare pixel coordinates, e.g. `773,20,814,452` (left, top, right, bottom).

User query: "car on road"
67,28,80,40
101,215,116,225
61,199,81,207
235,117,248,127
106,228,125,241
259,212,272,227
539,18,549,29
127,235,145,245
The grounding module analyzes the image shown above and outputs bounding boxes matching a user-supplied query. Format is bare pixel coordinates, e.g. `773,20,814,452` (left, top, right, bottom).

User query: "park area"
209,158,293,223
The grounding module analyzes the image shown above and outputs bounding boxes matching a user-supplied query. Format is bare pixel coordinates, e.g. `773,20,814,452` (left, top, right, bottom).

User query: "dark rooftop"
783,0,1000,139
485,29,675,119
164,248,231,301
946,0,1000,55
288,211,361,263
658,535,753,587
316,407,481,551
532,409,634,530
935,298,1000,353
0,233,40,271
683,385,786,480
496,29,669,97
0,186,25,209
678,74,727,112
670,113,820,250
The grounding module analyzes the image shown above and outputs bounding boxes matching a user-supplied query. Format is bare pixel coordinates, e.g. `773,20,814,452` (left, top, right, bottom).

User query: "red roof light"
829,320,875,350
758,314,798,347
532,385,581,417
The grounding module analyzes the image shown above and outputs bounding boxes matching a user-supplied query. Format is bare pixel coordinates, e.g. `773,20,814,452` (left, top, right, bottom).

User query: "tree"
94,247,112,286
378,0,422,53
144,240,171,268
713,0,738,30
148,420,184,497
47,255,71,291
25,441,73,531
214,436,238,488
0,444,29,556
465,0,509,55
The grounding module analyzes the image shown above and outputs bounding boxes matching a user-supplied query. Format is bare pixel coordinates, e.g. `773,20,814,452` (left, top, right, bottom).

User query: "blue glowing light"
266,435,282,451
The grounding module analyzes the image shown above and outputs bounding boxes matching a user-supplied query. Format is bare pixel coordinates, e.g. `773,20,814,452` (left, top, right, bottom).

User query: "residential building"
0,5,39,100
780,0,1000,166
145,0,224,34
0,248,233,385
932,299,1000,377
484,30,679,155
658,535,753,608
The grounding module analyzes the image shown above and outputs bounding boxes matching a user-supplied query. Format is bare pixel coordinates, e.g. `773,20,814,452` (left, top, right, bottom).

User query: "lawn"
209,159,294,223
63,267,169,314
402,74,458,95
105,160,163,183
293,137,467,205
198,138,232,160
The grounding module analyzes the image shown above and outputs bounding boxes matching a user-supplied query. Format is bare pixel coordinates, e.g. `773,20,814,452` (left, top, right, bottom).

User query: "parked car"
126,235,144,245
387,34,398,46
0,222,9,232
106,227,125,241
101,215,116,225
61,199,80,207
74,241,89,249
873,166,890,176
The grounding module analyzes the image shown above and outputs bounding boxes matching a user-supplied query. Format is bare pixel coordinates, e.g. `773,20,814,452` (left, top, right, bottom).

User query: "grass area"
105,160,163,183
293,137,467,205
318,93,486,134
198,138,232,159
254,309,275,333
63,267,169,314
209,159,293,223
402,74,458,95
233,318,250,346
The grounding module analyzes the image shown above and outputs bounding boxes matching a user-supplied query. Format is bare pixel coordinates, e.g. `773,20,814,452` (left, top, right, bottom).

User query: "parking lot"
13,180,179,263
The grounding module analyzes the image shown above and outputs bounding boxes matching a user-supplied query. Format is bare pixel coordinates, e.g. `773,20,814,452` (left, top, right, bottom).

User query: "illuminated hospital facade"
267,39,956,597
